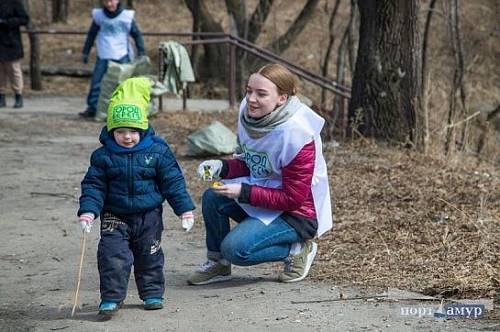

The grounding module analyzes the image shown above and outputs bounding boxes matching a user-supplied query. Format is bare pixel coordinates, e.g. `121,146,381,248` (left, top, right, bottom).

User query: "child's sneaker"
144,297,164,310
279,241,318,283
187,260,232,285
98,300,121,316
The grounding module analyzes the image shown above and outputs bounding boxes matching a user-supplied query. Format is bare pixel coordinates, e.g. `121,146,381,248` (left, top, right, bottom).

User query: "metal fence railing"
23,29,351,111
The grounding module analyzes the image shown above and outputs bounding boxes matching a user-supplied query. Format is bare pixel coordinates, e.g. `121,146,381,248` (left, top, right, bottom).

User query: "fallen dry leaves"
153,111,499,301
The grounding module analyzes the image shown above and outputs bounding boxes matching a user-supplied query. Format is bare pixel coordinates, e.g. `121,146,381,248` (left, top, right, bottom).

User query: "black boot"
78,108,95,118
13,94,23,108
0,94,5,108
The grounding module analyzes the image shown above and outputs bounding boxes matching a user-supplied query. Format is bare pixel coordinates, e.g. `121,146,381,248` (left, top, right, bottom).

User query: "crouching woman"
188,63,333,285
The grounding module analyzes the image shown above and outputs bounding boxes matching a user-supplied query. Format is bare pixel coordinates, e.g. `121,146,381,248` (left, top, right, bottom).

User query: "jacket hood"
103,2,124,18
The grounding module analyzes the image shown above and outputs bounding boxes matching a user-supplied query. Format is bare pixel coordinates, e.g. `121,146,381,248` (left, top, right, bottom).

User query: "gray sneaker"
187,260,232,285
279,241,318,283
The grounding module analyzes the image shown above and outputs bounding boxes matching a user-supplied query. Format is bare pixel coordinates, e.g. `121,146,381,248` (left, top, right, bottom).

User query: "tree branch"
248,0,274,43
320,0,341,107
421,0,438,153
421,0,437,94
225,0,247,37
184,0,224,34
265,0,320,54
184,0,227,80
444,0,468,154
332,22,349,132
347,0,357,76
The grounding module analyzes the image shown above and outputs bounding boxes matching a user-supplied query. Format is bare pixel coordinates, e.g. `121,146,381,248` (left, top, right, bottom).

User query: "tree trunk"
225,0,248,96
184,0,227,82
444,0,467,155
332,24,349,135
51,0,68,23
320,0,341,108
225,0,248,38
421,0,438,153
184,0,320,87
125,0,134,9
190,0,201,78
349,0,422,147
347,0,357,76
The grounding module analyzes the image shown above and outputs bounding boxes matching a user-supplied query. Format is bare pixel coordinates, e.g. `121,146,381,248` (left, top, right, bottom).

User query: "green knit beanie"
107,77,151,131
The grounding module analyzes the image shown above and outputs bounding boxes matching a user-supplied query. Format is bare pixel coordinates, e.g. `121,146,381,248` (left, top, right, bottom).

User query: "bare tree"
443,0,468,155
348,0,423,147
332,23,349,134
333,1,357,135
183,0,227,80
265,0,320,54
125,0,134,9
421,0,438,152
183,0,321,82
247,0,274,43
320,0,341,108
346,0,357,77
51,0,68,23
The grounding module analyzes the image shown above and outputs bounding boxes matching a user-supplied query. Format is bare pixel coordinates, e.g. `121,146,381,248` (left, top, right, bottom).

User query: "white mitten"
181,211,194,232
79,213,95,233
197,160,223,181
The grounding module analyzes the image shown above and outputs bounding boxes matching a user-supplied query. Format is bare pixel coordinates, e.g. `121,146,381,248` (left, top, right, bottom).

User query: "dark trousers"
202,189,301,266
97,207,164,302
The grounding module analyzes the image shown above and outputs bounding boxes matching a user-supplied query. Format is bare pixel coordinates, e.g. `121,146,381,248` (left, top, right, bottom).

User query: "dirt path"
0,98,496,332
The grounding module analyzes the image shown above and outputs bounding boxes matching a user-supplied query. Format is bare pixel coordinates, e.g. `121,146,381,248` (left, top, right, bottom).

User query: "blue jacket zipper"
128,154,133,202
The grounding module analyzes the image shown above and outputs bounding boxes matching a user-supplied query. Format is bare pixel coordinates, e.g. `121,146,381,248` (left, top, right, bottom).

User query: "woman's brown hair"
257,63,298,96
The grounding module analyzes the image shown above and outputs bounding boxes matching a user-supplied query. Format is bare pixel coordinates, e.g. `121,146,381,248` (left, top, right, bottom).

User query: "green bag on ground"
95,56,156,121
186,121,238,156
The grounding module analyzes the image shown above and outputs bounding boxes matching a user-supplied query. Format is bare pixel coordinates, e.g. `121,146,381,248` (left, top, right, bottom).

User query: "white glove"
197,160,223,181
79,213,95,233
232,152,245,160
181,211,194,232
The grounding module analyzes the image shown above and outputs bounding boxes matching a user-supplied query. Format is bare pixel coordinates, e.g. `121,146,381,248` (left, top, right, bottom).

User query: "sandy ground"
0,97,498,332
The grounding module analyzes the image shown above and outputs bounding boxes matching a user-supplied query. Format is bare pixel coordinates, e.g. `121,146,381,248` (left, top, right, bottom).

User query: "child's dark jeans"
97,206,164,303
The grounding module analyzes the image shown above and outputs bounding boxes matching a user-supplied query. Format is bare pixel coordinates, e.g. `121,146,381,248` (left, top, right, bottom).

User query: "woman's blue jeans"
202,189,301,266
86,55,130,114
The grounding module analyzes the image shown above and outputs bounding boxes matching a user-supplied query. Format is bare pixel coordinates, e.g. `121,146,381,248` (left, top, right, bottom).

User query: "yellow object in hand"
212,181,223,187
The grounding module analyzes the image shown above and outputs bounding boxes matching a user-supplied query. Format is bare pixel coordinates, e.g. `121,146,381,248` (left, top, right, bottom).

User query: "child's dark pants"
97,206,164,303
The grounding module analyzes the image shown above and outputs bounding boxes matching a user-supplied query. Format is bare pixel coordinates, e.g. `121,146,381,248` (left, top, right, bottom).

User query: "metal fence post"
158,47,163,112
28,28,42,90
18,29,351,114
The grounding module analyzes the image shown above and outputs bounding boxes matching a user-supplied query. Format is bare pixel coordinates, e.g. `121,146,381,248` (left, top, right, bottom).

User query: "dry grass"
148,110,500,302
314,141,499,300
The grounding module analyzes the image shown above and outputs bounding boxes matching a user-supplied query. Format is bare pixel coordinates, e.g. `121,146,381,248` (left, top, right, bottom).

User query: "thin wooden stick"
71,231,87,317
437,197,473,220
438,111,480,133
291,294,388,304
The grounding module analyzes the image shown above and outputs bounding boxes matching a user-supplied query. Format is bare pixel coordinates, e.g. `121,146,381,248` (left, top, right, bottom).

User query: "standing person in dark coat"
0,0,29,108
